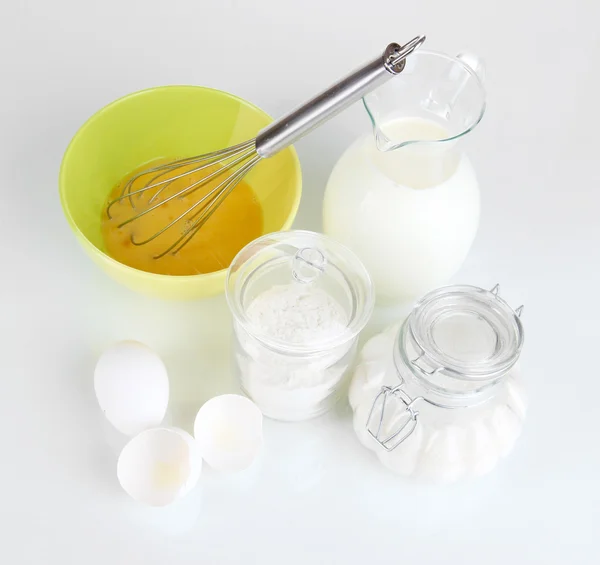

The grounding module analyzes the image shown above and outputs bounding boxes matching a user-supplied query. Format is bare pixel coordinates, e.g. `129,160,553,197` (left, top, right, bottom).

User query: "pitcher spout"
363,50,486,154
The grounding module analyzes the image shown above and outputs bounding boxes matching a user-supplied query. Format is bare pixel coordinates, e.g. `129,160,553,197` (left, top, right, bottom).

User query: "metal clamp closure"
366,383,423,451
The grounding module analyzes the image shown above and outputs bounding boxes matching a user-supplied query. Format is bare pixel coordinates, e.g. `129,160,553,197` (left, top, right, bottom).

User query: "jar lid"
226,231,374,353
366,284,524,453
404,284,524,384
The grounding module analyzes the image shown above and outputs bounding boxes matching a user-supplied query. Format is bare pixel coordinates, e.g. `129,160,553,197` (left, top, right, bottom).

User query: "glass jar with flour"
349,284,526,482
226,231,374,421
323,51,486,303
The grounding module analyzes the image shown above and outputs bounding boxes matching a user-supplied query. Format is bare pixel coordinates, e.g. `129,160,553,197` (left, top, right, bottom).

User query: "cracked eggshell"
117,427,202,507
194,394,263,472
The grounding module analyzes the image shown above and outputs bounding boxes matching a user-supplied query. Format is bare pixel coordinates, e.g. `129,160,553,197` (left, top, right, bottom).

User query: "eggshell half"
117,427,202,506
194,394,263,472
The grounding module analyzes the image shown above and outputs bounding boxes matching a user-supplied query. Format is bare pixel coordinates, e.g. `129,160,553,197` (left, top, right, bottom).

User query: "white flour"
245,284,347,345
234,283,356,421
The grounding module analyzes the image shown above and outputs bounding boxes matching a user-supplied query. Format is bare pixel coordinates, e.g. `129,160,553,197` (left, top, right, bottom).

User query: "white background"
2,0,599,562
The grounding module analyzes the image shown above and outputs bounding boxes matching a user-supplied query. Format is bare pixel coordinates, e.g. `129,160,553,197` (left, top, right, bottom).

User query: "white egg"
194,395,263,472
94,341,169,436
117,427,202,507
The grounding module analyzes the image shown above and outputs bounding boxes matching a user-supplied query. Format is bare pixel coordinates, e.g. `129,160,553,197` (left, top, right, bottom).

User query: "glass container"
226,230,374,421
323,51,486,303
349,284,526,482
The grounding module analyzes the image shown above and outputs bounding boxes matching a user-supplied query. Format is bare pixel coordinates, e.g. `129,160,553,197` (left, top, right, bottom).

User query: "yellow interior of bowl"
59,86,302,299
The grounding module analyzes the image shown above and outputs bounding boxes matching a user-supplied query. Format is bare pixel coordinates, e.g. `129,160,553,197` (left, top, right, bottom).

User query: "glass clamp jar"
226,231,374,422
349,284,526,482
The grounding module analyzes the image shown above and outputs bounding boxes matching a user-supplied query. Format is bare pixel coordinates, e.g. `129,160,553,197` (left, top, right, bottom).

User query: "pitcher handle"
457,52,486,84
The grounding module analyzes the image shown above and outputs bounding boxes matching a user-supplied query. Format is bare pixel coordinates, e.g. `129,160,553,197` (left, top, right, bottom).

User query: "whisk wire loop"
104,37,425,259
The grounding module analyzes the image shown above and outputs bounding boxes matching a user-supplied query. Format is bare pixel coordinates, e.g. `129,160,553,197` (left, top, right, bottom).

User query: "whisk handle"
255,36,425,159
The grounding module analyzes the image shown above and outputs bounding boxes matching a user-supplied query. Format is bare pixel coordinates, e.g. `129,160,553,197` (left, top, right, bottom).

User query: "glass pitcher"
322,51,486,303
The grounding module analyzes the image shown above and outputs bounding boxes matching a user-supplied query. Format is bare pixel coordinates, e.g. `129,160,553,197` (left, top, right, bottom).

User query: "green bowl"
59,86,302,299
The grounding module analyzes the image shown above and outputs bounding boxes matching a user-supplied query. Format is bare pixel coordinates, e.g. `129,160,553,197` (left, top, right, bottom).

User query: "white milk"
323,117,480,303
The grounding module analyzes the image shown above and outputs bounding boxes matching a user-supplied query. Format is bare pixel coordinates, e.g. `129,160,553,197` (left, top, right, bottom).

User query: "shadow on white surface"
122,483,205,536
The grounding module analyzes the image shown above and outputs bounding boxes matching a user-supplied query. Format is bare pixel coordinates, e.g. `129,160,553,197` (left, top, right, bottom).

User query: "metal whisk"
106,35,426,259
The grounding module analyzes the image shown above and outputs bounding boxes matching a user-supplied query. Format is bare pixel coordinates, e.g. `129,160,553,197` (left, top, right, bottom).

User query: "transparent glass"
226,230,374,421
349,284,527,483
323,51,486,303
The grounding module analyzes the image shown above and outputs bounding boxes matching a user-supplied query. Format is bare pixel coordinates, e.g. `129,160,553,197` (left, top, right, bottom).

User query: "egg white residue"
117,427,202,507
94,341,169,436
